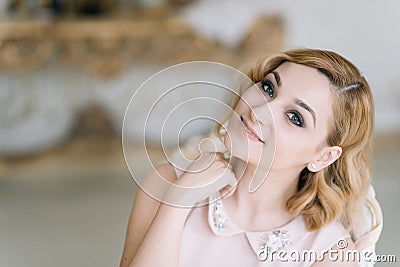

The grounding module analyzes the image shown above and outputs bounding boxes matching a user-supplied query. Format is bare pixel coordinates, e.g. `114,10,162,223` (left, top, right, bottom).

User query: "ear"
307,146,342,172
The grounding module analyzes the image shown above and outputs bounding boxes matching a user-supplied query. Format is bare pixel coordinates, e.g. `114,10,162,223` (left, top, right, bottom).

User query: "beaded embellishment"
210,194,292,261
257,230,291,261
212,198,228,231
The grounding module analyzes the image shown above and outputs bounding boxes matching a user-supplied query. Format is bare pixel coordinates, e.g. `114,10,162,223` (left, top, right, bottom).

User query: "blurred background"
0,0,399,266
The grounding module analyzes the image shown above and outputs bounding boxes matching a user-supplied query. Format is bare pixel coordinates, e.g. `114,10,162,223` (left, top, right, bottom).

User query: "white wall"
280,0,400,132
1,1,399,155
183,0,400,132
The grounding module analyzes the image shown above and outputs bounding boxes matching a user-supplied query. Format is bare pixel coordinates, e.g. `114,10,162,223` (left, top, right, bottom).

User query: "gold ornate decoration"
0,21,54,72
0,14,284,78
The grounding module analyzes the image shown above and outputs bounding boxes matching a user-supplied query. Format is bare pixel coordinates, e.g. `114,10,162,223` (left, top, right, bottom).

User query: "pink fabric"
178,192,350,266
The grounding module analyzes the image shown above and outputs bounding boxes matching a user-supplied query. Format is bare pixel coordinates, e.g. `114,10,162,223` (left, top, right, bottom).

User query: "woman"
120,48,382,266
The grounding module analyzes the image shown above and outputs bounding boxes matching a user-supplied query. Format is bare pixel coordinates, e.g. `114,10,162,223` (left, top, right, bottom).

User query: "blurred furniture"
0,13,284,78
0,9,284,157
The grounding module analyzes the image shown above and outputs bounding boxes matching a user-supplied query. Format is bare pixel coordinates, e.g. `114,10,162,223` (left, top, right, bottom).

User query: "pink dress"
178,192,350,267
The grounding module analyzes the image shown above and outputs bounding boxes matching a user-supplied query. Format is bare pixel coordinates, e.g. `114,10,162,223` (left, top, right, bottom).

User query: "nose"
249,103,270,126
250,108,258,123
248,101,276,134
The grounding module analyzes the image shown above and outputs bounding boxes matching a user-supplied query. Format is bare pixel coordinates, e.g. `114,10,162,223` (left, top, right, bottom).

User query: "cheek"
272,124,318,168
233,97,248,114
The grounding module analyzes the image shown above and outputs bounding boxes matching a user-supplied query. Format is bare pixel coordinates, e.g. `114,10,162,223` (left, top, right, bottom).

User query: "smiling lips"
240,116,265,144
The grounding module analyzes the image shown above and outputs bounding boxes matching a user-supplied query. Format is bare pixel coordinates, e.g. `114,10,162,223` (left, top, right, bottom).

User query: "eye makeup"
259,72,311,129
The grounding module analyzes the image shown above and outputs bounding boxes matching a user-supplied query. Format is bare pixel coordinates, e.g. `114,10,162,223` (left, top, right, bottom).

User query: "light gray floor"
0,135,398,267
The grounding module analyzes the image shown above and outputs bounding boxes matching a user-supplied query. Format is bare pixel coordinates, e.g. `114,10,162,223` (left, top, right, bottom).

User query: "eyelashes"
260,78,305,128
261,79,274,98
287,110,304,127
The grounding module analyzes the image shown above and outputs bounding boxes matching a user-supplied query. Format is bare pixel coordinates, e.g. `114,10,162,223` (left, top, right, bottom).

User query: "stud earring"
311,163,317,169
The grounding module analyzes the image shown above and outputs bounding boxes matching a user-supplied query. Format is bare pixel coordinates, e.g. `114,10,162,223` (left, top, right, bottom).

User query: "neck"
230,157,300,217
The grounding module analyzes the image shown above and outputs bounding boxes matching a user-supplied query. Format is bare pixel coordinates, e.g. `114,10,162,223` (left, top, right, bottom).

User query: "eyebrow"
272,71,281,87
270,70,316,129
294,98,316,129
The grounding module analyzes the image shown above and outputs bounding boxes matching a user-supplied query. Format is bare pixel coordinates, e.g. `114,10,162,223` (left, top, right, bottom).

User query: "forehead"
274,62,332,97
274,62,333,126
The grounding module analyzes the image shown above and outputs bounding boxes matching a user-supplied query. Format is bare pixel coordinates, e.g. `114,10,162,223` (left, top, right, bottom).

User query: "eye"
287,110,305,128
261,79,274,98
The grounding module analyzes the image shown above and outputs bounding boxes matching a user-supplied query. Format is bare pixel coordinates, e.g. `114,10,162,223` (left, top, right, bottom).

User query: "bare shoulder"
119,162,177,267
312,237,358,267
132,163,177,217
154,162,178,182
138,162,178,192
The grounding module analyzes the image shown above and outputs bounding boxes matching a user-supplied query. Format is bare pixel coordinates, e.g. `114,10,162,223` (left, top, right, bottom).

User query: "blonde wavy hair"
214,48,375,234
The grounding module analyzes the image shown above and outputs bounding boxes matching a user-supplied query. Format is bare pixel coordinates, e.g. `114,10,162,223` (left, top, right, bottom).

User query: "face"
224,62,334,172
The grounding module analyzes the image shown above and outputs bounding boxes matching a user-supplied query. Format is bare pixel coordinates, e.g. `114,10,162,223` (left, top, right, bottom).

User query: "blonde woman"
120,49,382,266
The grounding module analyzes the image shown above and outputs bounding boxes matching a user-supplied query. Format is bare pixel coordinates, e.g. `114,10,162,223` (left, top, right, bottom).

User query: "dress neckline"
207,191,307,260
